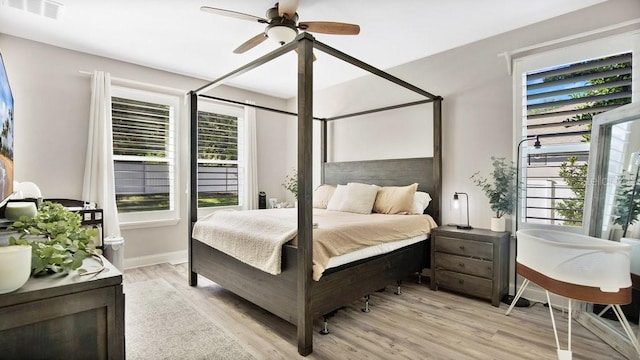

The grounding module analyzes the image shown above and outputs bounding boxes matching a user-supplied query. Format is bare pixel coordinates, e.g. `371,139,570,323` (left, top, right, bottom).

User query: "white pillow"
339,182,379,214
411,191,432,214
313,184,336,209
326,184,347,211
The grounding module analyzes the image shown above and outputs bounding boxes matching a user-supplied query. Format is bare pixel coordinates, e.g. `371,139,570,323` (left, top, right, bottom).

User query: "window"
197,101,244,209
515,39,633,229
111,87,179,224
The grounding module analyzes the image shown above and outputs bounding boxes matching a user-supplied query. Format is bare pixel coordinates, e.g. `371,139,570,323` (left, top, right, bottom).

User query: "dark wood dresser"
430,226,510,306
0,256,124,359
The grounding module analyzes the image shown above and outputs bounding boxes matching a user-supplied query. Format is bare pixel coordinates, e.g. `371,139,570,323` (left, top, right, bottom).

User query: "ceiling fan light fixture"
266,24,298,46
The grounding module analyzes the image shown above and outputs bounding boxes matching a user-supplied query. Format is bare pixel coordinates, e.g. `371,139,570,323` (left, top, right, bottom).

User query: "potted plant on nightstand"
282,169,298,205
471,157,516,232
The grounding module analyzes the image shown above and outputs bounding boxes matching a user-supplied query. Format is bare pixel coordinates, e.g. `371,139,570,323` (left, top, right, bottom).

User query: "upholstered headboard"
322,157,440,224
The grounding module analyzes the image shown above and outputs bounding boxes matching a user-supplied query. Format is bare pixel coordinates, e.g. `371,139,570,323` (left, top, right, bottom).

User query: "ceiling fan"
200,0,360,54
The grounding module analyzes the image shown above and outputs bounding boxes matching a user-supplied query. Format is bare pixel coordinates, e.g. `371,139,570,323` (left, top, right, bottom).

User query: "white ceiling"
0,0,606,98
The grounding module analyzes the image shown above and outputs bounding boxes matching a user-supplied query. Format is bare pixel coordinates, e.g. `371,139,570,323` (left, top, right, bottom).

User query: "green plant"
8,201,101,276
282,169,298,199
556,156,588,226
613,170,640,235
471,157,517,218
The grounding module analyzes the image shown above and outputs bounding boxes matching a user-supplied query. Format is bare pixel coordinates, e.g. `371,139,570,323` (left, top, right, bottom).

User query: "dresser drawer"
435,270,492,300
434,236,493,260
434,253,493,279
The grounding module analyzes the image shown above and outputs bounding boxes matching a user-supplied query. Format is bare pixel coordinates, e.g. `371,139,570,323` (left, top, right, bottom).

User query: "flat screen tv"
0,50,14,208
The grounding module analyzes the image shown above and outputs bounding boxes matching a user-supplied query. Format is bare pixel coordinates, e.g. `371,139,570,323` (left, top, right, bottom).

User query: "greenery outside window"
516,44,633,229
197,101,244,210
111,86,179,224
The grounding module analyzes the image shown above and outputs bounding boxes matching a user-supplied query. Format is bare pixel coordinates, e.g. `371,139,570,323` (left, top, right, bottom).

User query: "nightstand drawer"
434,236,493,259
434,253,493,278
435,270,492,299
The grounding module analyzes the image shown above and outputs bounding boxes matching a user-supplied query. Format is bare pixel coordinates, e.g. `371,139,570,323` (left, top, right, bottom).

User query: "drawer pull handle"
458,263,465,268
459,245,465,250
458,279,464,285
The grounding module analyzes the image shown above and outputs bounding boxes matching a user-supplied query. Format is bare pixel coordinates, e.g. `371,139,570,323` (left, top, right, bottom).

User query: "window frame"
512,31,636,233
196,100,245,217
111,85,181,227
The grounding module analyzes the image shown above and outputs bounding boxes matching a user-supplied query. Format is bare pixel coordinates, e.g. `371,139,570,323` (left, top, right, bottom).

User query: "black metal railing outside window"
112,96,174,213
197,110,239,208
521,52,632,227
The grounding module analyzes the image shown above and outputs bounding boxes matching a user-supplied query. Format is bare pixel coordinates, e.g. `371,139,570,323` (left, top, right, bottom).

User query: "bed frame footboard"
191,239,298,323
189,237,429,338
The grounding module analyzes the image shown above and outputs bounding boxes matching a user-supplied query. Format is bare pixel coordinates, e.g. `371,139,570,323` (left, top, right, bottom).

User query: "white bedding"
325,234,427,270
192,209,297,276
192,208,437,280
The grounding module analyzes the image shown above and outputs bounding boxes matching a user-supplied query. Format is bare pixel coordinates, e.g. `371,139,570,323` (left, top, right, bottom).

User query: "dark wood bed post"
433,98,443,224
188,91,198,286
320,120,327,183
297,34,314,356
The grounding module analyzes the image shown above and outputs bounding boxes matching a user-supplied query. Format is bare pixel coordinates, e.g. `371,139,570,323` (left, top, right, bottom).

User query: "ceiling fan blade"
278,0,300,18
233,33,268,54
200,6,267,23
298,21,360,35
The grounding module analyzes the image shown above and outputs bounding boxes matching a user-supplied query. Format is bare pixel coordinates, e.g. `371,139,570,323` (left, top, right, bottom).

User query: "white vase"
491,217,506,232
0,244,32,294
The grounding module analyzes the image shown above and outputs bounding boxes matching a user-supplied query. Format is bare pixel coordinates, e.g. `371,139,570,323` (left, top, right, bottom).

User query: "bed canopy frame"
188,32,442,356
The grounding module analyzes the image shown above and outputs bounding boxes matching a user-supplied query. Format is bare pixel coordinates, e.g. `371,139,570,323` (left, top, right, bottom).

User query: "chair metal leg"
545,291,573,360
611,304,640,357
505,279,530,316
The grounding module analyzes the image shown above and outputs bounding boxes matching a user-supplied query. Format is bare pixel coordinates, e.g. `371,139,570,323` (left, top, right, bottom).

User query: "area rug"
125,278,256,360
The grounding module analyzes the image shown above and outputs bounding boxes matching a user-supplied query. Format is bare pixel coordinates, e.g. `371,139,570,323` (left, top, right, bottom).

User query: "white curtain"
243,101,259,210
82,71,121,238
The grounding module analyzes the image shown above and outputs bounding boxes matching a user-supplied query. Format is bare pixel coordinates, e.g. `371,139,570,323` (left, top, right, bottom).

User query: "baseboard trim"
124,250,188,270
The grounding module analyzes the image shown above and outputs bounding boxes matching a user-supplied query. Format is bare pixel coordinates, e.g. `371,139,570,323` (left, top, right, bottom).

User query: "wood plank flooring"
124,263,627,359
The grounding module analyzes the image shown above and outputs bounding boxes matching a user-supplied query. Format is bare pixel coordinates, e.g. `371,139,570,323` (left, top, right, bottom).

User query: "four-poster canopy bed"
188,33,443,356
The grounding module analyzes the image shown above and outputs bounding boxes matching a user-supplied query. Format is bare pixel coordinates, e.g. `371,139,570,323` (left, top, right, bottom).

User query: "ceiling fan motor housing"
265,5,299,45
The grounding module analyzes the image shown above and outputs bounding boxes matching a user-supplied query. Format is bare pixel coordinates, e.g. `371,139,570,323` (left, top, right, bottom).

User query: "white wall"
0,34,291,265
293,0,640,230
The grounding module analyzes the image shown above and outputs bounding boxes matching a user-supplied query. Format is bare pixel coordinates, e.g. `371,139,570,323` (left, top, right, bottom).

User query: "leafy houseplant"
282,169,298,200
471,157,517,231
8,201,101,276
613,169,640,237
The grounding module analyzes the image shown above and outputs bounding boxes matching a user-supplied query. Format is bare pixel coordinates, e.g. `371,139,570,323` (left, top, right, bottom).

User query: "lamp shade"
453,192,472,229
266,25,297,45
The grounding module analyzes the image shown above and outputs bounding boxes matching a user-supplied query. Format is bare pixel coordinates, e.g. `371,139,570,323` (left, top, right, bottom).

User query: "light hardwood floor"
124,263,626,360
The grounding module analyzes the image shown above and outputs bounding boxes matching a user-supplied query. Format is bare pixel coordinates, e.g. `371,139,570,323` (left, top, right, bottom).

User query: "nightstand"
430,226,510,307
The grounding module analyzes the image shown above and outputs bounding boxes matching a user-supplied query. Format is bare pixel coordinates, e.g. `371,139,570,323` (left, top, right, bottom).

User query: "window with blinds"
521,52,632,227
197,109,241,208
111,93,176,214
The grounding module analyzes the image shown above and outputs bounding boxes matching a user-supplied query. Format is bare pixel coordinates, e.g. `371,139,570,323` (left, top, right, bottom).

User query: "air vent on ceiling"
3,0,63,20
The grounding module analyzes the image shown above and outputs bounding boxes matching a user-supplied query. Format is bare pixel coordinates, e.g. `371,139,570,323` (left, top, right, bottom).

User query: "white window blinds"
521,52,632,227
111,95,176,213
197,109,242,208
